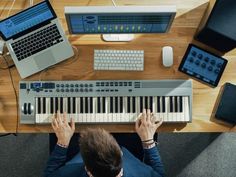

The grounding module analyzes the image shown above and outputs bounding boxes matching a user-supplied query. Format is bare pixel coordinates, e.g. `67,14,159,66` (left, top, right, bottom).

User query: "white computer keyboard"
94,49,144,71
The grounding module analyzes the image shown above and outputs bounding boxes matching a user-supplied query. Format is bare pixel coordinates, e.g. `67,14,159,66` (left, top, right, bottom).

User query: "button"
110,82,114,86
80,89,84,92
96,90,100,92
210,60,216,65
66,89,69,92
96,82,100,86
61,89,64,92
208,66,213,71
214,69,220,74
89,88,93,92
106,89,109,92
75,88,79,92
101,82,105,86
85,84,88,87
217,63,222,68
56,84,60,87
198,54,203,59
85,88,88,92
45,90,48,92
89,84,93,87
80,84,84,87
65,84,69,87
119,82,123,86
204,57,209,62
101,90,104,92
189,57,194,63
129,82,132,86
70,88,74,92
124,82,127,86
201,63,206,68
75,84,79,87
61,84,64,87
105,82,109,86
195,60,200,65
115,82,118,86
191,50,197,56
70,84,74,87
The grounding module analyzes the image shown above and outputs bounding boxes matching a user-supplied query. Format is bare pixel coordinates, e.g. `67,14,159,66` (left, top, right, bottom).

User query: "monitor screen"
65,6,176,34
0,1,56,40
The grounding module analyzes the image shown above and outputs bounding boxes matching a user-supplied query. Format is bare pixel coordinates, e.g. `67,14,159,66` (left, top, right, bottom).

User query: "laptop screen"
0,1,56,41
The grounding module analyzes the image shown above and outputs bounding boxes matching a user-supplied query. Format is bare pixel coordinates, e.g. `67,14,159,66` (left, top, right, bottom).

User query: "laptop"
0,0,74,78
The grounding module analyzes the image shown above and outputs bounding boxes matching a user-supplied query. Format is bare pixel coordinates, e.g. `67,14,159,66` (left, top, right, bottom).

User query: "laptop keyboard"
11,24,64,61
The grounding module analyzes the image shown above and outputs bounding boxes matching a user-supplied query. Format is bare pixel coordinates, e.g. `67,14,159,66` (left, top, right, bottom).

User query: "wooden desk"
0,0,236,133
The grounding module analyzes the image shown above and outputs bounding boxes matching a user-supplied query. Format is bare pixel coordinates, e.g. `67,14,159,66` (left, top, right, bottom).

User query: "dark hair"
79,128,122,177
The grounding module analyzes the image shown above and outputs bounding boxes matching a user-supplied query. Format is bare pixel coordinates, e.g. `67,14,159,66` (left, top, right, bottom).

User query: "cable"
38,45,79,81
0,55,15,70
7,0,16,17
111,0,117,6
2,55,19,135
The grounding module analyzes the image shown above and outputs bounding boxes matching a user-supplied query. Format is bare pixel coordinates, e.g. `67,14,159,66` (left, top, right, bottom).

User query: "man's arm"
135,109,165,176
44,111,75,177
143,146,165,177
44,145,68,177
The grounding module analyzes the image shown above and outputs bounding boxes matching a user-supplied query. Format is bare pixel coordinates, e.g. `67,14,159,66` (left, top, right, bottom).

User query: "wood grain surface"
0,0,235,133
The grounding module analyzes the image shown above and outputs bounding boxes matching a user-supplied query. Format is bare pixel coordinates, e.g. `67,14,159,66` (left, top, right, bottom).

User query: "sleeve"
143,146,165,177
44,144,68,177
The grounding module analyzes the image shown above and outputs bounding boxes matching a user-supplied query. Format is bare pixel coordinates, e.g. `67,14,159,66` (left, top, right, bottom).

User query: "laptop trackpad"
34,51,56,69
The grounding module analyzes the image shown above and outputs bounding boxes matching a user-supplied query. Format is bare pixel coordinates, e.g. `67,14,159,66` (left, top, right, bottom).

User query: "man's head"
79,128,122,177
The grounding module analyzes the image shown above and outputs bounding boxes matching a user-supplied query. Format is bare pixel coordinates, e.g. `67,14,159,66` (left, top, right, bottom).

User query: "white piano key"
35,97,40,123
184,97,190,122
164,97,169,122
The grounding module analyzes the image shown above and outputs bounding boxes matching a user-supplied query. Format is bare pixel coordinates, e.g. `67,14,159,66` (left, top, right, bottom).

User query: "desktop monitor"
65,6,176,41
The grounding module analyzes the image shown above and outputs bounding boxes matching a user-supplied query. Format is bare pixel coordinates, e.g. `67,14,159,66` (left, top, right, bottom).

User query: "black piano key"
149,97,153,112
157,97,161,113
145,96,148,109
170,96,173,113
60,97,63,113
38,98,41,114
67,97,71,114
132,97,136,113
43,97,46,114
110,97,113,113
90,97,93,113
72,97,76,113
127,97,131,113
180,96,183,112
174,96,178,112
80,97,83,113
115,97,118,113
120,97,123,113
140,97,143,112
102,97,106,113
97,97,101,113
85,97,88,113
55,97,58,113
162,96,166,112
50,97,53,114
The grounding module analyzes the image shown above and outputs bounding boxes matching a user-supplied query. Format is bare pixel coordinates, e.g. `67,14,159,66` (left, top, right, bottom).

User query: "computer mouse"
162,46,173,67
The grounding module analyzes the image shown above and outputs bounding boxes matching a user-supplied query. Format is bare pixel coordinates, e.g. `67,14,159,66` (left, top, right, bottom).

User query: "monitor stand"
102,34,134,42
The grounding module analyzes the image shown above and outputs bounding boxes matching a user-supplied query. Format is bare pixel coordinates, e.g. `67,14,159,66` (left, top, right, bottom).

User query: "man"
44,109,164,177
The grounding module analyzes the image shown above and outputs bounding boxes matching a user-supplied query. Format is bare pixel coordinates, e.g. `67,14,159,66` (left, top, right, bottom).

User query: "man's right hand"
52,111,75,147
135,109,163,142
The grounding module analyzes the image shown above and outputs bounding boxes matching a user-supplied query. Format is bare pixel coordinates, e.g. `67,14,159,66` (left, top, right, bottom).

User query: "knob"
28,103,34,115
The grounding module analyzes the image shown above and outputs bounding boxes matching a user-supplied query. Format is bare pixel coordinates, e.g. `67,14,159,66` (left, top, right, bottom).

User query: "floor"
0,133,235,177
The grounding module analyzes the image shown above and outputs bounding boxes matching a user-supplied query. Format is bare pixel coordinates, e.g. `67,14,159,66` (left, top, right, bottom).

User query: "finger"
52,115,58,128
70,117,75,131
146,109,151,122
142,109,147,123
150,115,155,123
57,110,63,125
155,118,163,129
135,115,142,130
63,112,67,123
